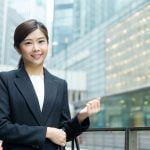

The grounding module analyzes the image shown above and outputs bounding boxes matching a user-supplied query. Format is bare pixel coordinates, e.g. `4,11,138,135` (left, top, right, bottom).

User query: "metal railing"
66,127,150,150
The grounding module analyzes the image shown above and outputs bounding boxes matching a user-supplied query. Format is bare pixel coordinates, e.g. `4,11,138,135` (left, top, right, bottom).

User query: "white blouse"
29,75,44,111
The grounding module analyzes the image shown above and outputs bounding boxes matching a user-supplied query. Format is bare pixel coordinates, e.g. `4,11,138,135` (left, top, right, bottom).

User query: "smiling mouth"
31,54,42,59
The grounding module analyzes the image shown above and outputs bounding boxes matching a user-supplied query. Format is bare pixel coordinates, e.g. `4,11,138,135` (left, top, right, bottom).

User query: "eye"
24,41,32,45
39,40,46,43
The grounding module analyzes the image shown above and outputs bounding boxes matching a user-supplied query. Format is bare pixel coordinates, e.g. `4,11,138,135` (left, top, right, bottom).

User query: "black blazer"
0,67,89,150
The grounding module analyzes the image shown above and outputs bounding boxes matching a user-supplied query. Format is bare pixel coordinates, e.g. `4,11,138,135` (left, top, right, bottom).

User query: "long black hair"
14,19,49,68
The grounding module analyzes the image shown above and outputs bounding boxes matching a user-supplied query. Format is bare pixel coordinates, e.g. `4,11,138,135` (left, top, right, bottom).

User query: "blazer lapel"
14,67,43,125
41,69,58,124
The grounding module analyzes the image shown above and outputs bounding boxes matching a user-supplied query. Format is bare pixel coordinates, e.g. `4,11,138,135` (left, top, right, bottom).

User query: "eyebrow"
23,37,46,41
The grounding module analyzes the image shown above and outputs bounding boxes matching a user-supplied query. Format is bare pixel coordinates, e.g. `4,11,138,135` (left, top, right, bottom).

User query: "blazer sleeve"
0,73,47,148
59,81,90,141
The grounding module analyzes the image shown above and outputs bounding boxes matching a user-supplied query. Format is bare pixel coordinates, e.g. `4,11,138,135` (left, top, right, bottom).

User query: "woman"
0,19,100,150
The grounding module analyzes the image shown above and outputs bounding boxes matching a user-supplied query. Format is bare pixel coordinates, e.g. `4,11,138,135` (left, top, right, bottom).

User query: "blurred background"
0,0,150,149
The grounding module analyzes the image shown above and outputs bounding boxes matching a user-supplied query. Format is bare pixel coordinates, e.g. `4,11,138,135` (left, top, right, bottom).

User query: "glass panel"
137,131,150,150
90,87,150,128
66,131,125,150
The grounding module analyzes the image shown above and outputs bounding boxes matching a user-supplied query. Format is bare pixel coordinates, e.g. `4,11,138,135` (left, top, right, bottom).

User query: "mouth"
31,54,42,59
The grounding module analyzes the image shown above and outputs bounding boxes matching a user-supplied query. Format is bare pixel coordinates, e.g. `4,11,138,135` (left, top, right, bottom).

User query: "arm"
46,81,100,147
59,81,91,140
0,74,46,148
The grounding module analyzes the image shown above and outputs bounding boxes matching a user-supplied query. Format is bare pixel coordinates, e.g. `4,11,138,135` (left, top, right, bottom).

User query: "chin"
34,62,44,66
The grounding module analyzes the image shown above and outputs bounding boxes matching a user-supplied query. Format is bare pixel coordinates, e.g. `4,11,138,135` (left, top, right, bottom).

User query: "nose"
33,43,40,52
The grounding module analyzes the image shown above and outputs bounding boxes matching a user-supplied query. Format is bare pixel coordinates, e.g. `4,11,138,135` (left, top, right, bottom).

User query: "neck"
24,64,44,76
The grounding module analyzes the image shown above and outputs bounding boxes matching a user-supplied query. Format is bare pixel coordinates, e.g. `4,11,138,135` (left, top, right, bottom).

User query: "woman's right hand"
0,140,3,150
46,127,66,147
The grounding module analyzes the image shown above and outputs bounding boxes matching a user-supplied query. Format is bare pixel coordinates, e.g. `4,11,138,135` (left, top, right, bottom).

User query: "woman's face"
19,29,48,67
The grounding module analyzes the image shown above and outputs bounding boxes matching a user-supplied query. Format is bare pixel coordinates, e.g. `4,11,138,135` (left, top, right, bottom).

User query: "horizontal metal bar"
129,127,150,131
87,127,126,132
86,127,150,132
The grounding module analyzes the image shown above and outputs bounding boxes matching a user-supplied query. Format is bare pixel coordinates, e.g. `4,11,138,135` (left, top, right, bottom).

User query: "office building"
50,0,149,103
0,0,7,64
52,0,74,55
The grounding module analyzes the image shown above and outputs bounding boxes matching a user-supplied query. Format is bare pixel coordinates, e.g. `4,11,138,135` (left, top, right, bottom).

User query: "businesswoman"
0,19,100,150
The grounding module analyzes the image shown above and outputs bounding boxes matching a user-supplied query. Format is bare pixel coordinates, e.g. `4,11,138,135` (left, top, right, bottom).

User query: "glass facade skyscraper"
73,0,143,40
50,0,150,102
4,7,23,66
0,0,7,64
52,0,74,55
105,4,150,95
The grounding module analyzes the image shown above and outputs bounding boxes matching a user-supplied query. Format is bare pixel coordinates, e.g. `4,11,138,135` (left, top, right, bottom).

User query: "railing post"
129,131,137,150
125,128,129,150
125,129,137,150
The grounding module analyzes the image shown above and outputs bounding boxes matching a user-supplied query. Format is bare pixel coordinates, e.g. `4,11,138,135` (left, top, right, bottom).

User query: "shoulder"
0,69,18,81
44,68,67,86
49,72,67,85
0,70,18,89
50,73,65,83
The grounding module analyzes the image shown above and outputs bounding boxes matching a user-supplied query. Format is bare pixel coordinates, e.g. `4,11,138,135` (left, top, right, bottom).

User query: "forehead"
25,29,46,40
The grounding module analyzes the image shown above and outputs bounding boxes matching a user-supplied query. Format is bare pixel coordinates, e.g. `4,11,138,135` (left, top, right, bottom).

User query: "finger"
59,136,66,145
86,103,90,111
62,143,66,147
62,131,66,136
92,101,98,113
94,99,100,111
97,100,101,111
96,100,101,112
61,139,66,147
89,99,100,114
87,100,100,115
89,102,95,114
59,129,66,136
86,103,91,114
93,99,100,111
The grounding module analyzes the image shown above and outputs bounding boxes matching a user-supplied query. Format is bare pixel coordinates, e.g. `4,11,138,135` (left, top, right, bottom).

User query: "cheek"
21,50,27,56
20,48,31,57
43,45,48,53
